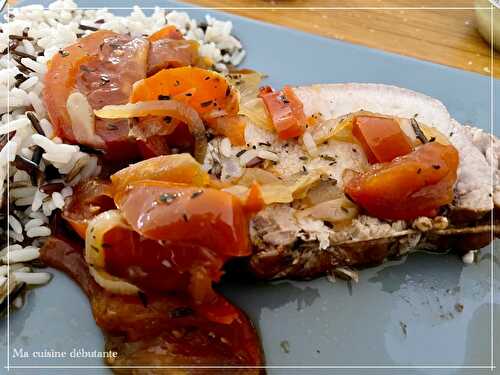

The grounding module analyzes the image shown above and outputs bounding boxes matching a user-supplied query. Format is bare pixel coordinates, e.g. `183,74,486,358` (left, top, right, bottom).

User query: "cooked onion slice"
239,98,274,131
297,197,358,223
226,70,264,104
95,100,207,162
89,266,140,295
85,209,141,295
67,91,105,148
238,168,282,186
224,184,293,204
85,209,130,269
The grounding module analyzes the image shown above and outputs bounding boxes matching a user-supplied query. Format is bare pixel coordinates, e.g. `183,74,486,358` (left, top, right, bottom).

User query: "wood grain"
186,0,499,78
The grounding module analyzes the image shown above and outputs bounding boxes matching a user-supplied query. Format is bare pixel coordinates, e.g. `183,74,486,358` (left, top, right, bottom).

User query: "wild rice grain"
26,111,44,135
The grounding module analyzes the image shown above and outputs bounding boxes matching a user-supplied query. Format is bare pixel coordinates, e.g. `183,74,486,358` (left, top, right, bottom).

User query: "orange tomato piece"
244,181,265,215
130,67,239,120
148,25,183,41
344,142,459,220
352,115,414,163
44,30,117,142
114,180,250,257
206,115,247,146
260,85,306,139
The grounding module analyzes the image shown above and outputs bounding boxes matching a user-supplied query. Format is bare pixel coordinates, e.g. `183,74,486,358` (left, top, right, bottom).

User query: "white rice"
1,247,40,263
0,0,246,310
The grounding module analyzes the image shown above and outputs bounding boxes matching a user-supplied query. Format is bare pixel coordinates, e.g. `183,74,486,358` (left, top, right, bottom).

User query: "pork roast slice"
293,83,498,220
244,84,498,280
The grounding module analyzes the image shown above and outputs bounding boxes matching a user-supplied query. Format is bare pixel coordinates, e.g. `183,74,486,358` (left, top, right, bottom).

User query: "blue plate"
2,1,499,374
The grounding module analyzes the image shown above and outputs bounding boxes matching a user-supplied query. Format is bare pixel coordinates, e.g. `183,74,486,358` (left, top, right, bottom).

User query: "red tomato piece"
352,115,414,163
101,226,223,302
344,142,459,220
260,85,306,139
114,180,251,257
137,135,171,159
43,30,117,142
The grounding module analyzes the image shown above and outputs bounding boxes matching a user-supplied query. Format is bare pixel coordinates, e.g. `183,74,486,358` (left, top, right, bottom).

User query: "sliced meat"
147,38,199,76
40,236,265,374
293,83,496,222
459,124,500,210
247,203,499,280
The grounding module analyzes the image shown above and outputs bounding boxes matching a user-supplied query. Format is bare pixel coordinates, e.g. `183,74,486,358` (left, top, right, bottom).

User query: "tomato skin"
44,30,117,142
352,115,414,163
62,179,115,239
114,180,251,257
344,142,459,220
260,85,306,139
130,67,238,120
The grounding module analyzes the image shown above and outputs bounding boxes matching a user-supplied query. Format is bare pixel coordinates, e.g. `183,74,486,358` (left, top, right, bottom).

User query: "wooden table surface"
187,0,499,78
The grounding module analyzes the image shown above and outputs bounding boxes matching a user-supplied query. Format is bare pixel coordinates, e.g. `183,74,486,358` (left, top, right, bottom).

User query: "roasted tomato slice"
352,115,414,163
344,142,459,220
92,218,220,295
85,209,243,319
147,39,199,76
40,236,264,369
62,179,115,238
148,25,183,42
206,115,247,146
130,66,239,121
260,85,306,139
43,30,117,142
114,180,250,257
